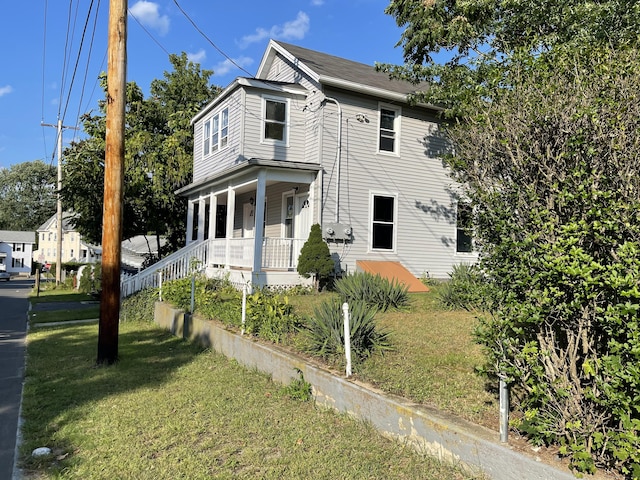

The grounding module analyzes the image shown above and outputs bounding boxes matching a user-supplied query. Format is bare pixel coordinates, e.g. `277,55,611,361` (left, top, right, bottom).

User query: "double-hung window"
263,96,288,144
203,107,229,156
456,202,474,253
378,104,400,154
371,193,397,251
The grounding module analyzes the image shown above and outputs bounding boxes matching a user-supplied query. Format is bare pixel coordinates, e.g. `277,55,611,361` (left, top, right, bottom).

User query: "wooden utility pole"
97,0,127,365
41,119,78,285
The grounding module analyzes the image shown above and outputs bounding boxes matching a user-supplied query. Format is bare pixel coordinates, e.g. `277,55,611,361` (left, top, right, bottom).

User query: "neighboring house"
33,212,101,266
121,235,167,273
176,40,477,289
0,230,36,276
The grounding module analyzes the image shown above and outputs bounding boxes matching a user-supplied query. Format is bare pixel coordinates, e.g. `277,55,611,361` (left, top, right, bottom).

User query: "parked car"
0,271,10,281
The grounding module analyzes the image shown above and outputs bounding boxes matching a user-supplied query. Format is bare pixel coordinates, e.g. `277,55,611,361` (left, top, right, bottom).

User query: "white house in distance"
176,40,477,289
0,230,36,276
33,212,101,266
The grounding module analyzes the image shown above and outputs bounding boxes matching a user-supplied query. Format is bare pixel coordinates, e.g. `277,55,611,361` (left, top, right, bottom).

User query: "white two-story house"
0,230,36,276
176,40,477,289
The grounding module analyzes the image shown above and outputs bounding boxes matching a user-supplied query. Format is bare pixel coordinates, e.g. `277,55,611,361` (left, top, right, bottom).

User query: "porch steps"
356,260,429,293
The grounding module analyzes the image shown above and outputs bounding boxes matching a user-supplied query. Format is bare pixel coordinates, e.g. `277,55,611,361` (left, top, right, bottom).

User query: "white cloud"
187,49,206,64
239,11,310,48
0,85,13,97
311,0,324,5
129,1,170,36
213,56,254,77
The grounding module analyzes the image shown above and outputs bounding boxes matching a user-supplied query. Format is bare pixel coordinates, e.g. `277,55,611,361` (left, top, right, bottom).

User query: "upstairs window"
203,107,229,156
263,96,288,144
378,104,400,154
371,194,396,251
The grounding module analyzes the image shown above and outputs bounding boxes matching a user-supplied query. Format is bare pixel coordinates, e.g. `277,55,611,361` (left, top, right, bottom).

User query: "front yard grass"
21,321,481,479
289,286,497,429
29,306,100,324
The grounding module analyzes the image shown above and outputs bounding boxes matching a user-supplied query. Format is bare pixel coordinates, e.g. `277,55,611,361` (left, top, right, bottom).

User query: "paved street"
0,278,32,480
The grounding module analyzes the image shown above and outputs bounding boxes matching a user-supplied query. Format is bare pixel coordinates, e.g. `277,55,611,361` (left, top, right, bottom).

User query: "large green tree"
382,0,640,115
0,160,56,231
62,53,219,256
384,1,640,476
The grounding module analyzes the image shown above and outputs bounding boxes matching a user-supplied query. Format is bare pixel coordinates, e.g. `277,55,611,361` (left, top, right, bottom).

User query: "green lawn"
21,321,481,479
29,306,100,324
290,288,498,428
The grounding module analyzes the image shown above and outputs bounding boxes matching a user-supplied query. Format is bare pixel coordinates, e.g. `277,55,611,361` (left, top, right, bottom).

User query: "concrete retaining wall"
154,302,577,480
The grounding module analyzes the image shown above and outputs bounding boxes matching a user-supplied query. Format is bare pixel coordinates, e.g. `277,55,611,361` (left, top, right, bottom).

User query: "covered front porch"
182,159,322,289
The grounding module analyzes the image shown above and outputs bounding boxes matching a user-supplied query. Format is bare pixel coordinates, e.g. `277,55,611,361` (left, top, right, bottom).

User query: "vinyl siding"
193,89,244,182
319,87,473,279
241,87,307,163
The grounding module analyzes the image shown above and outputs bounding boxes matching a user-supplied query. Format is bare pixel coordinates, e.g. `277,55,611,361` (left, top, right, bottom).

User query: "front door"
243,203,255,238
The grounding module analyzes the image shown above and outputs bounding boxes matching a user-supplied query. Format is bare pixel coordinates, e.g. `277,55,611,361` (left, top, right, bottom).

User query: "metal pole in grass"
190,272,196,314
499,378,509,443
343,302,352,377
241,283,247,335
158,271,163,302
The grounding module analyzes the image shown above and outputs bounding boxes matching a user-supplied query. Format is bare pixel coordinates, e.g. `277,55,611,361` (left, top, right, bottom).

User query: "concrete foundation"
154,302,579,480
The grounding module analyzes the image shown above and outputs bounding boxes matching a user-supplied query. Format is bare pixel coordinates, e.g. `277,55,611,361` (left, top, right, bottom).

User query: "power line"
73,0,103,140
129,8,170,55
61,0,97,124
41,0,50,162
171,0,254,77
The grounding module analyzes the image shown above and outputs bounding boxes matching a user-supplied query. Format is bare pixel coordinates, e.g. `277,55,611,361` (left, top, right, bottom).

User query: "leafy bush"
437,264,488,311
162,278,298,344
335,272,409,312
121,287,158,323
241,289,300,343
78,264,101,294
302,298,392,363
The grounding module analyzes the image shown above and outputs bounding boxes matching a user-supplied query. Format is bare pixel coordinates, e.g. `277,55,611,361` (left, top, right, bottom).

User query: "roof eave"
191,78,308,125
319,76,442,111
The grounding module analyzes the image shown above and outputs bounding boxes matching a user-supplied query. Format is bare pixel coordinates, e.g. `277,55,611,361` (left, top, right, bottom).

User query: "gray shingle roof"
0,230,36,243
272,41,428,96
37,212,76,232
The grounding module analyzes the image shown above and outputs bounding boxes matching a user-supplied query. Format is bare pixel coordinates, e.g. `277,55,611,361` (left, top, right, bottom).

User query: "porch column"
186,200,195,244
225,187,236,269
197,197,206,242
252,171,267,285
208,193,217,239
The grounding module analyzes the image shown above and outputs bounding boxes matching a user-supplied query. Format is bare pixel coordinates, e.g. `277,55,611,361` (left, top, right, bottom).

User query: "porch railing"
120,236,306,298
262,237,305,269
120,238,211,298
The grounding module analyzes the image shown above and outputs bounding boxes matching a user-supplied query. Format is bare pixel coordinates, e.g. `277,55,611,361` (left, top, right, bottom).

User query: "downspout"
323,96,342,223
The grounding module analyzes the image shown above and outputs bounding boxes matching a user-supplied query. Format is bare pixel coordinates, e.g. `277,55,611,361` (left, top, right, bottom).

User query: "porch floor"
356,260,429,293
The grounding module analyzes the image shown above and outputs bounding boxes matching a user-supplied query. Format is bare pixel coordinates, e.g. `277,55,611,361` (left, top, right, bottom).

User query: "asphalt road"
0,278,32,480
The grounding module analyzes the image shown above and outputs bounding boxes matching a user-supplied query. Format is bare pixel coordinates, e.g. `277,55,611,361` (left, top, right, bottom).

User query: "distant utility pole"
41,119,79,285
97,0,127,365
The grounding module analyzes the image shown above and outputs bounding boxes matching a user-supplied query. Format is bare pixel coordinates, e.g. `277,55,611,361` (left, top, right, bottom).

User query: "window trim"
202,107,230,157
261,95,289,146
377,103,401,156
369,191,398,253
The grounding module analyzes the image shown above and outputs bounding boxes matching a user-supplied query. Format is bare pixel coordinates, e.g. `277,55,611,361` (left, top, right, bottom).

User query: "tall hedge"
446,48,640,476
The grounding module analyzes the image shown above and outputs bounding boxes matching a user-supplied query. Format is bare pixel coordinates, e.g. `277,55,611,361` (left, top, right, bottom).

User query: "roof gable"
257,40,430,99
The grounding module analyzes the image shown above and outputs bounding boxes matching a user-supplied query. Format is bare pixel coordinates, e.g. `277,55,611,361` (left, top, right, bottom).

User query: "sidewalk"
0,280,31,480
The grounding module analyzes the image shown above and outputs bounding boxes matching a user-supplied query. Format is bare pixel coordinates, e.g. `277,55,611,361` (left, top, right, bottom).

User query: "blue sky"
0,0,414,170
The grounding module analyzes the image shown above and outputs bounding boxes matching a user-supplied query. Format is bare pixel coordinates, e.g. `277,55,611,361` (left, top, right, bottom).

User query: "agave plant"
303,298,392,362
335,272,409,312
